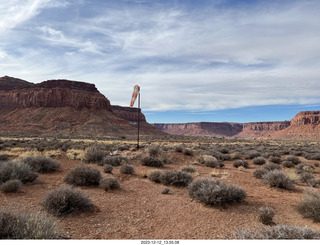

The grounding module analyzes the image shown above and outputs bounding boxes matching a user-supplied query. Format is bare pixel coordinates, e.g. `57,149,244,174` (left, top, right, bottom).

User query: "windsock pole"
130,85,141,149
137,91,140,149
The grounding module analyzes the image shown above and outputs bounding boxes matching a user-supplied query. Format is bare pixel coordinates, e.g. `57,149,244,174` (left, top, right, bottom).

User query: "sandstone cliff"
0,76,162,136
0,77,112,110
236,121,291,138
272,111,320,139
153,112,320,140
152,122,243,137
111,105,146,122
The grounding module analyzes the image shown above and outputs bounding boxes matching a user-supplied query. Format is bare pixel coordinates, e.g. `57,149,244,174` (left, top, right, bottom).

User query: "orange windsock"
130,85,140,107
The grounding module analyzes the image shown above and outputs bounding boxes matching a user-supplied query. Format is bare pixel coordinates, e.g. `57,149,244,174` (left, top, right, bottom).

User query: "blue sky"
1,0,320,123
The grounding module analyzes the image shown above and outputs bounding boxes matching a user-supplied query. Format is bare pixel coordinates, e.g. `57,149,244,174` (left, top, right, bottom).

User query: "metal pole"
137,91,140,149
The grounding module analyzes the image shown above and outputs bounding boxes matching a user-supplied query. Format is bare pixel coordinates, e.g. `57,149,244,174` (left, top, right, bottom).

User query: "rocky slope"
272,111,320,139
0,76,162,137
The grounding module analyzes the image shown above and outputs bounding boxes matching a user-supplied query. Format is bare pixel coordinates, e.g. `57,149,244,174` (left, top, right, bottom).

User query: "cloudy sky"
1,0,320,123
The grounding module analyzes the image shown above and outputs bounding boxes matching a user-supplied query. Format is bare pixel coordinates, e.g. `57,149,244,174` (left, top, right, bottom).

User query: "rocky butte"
0,76,162,136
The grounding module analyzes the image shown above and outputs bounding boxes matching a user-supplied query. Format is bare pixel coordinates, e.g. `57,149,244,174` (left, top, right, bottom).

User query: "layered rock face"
153,112,320,139
112,105,146,122
272,111,320,139
0,77,112,110
153,122,243,137
0,76,162,136
237,121,291,138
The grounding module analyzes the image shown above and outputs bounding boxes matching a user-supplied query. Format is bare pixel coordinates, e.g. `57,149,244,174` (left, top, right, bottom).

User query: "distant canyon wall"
153,111,320,140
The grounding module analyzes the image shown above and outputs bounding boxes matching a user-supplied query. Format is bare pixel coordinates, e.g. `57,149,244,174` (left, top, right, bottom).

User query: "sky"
0,0,320,123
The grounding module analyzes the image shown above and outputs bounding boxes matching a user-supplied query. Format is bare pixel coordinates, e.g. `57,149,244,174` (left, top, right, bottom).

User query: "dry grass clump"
120,164,135,175
99,177,120,191
258,206,275,225
262,170,295,189
1,179,23,193
0,161,38,184
189,178,246,206
297,190,320,222
41,184,94,217
0,210,61,239
64,164,101,186
21,156,61,173
141,156,164,168
233,224,320,239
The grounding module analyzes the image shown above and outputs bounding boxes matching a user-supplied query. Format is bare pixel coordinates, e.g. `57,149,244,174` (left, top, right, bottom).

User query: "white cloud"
1,0,320,112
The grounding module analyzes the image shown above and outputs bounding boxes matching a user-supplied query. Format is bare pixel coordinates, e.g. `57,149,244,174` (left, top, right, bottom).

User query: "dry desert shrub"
268,156,281,164
84,146,108,163
64,164,101,186
297,189,320,222
103,164,113,173
160,170,193,187
102,156,127,166
252,157,267,165
285,155,301,165
147,171,162,183
181,165,196,173
262,170,295,189
148,146,160,156
0,210,61,239
1,179,23,193
199,155,223,168
99,177,120,191
120,164,135,175
295,163,315,174
21,156,60,173
282,160,295,168
189,178,246,206
41,184,94,217
258,206,275,225
0,161,38,184
141,156,164,168
233,224,320,239
0,154,9,161
245,151,262,159
233,160,249,168
182,148,194,156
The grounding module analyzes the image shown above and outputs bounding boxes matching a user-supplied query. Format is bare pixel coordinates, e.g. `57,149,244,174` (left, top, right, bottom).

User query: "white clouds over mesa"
1,0,320,111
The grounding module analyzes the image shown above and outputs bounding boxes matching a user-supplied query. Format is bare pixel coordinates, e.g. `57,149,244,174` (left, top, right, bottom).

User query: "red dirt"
1,151,320,239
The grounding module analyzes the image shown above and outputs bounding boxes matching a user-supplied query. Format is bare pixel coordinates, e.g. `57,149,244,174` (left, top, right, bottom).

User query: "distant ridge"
153,111,320,140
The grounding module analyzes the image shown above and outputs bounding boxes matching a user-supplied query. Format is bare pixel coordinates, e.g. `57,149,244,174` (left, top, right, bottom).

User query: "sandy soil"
1,150,320,240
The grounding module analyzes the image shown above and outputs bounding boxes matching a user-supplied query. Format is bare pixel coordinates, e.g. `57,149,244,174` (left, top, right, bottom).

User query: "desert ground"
1,135,320,239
